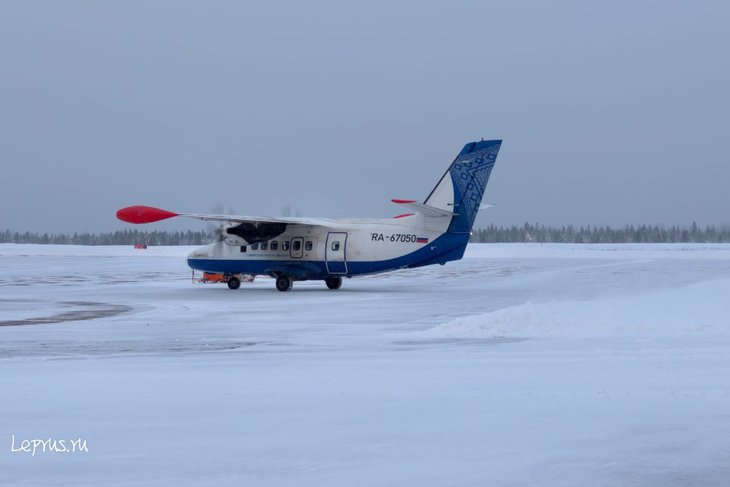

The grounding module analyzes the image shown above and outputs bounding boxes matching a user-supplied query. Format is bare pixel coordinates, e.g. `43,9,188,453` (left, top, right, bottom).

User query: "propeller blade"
213,224,226,241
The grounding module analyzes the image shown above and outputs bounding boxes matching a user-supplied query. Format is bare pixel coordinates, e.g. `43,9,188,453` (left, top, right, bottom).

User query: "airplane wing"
116,205,336,227
390,199,455,218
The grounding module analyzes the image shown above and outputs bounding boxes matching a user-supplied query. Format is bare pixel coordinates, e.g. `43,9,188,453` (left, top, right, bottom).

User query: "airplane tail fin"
424,139,502,234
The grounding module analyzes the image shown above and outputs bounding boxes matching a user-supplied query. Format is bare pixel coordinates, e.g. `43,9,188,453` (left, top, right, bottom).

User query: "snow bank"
422,278,730,339
464,243,730,260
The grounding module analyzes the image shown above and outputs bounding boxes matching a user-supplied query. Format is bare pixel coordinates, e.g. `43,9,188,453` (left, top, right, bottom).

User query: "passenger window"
292,240,301,251
251,243,259,250
331,241,340,251
305,241,313,251
282,241,290,251
260,241,268,251
270,241,278,251
240,246,247,253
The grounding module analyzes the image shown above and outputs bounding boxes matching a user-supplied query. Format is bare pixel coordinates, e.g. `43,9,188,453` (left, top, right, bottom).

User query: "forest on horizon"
2,222,730,245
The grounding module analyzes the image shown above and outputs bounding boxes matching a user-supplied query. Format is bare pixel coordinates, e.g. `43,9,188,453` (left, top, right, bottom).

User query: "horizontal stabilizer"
391,199,455,217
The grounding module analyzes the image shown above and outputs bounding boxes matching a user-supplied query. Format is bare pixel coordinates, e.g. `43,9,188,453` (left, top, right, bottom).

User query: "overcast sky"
1,1,729,233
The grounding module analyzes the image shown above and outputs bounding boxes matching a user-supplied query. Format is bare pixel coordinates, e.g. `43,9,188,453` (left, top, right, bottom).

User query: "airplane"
116,139,502,292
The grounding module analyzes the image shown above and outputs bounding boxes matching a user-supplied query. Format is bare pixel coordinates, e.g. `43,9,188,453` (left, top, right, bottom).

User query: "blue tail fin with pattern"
424,139,502,235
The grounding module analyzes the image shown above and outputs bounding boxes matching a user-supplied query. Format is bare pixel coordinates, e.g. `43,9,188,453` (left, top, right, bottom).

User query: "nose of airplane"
188,244,211,260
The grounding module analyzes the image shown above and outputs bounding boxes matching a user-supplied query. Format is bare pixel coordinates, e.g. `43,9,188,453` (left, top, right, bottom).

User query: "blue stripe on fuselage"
187,233,469,280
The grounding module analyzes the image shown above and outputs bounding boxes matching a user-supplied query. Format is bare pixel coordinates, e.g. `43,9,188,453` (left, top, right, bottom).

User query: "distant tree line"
2,223,730,245
470,222,730,243
0,229,211,246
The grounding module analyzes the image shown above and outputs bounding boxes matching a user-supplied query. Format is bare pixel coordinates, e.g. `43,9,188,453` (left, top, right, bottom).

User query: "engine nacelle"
223,235,247,246
219,222,288,246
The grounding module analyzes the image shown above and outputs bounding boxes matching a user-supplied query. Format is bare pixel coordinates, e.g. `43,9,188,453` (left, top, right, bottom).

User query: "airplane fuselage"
187,214,469,280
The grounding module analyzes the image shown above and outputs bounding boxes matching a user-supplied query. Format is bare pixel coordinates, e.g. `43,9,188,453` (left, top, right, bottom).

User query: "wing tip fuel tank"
116,205,179,224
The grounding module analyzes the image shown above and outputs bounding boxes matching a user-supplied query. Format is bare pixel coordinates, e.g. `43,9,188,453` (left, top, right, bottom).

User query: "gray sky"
1,1,729,233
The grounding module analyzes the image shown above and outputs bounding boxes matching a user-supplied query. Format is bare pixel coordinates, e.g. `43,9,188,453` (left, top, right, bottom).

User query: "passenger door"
290,237,304,259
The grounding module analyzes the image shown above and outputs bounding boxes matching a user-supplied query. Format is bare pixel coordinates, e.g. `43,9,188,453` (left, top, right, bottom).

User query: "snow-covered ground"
2,243,730,486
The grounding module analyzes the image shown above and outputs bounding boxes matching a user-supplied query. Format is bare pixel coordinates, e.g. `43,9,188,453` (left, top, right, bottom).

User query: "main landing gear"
325,276,342,290
274,275,342,291
276,275,293,292
227,276,241,290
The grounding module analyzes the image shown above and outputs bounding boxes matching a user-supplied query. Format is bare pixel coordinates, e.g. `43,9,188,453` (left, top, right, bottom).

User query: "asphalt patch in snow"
0,300,132,327
0,339,259,359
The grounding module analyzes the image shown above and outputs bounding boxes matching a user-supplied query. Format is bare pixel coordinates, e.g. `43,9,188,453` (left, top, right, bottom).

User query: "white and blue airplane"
117,139,502,291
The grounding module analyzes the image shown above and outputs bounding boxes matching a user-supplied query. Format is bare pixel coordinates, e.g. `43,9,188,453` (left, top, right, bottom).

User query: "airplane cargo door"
325,232,348,274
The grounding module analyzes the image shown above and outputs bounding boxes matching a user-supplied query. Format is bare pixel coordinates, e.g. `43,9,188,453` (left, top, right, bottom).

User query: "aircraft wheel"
227,276,241,290
325,276,342,290
276,276,293,292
